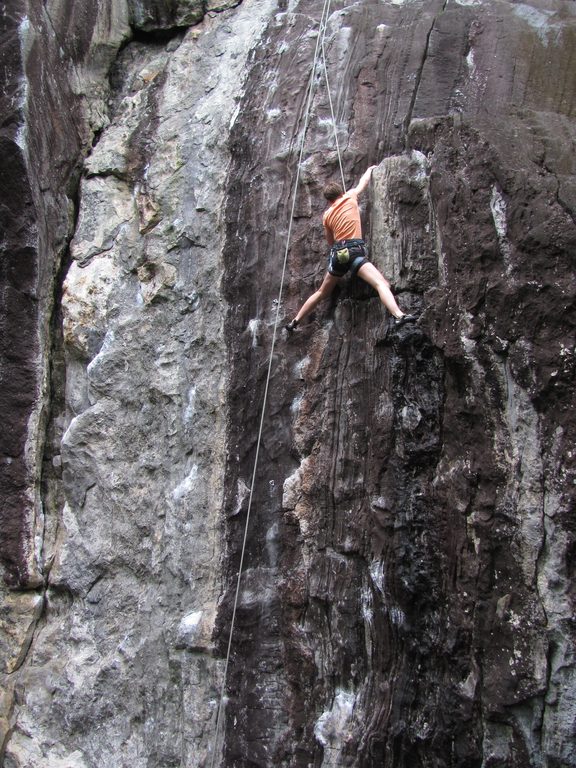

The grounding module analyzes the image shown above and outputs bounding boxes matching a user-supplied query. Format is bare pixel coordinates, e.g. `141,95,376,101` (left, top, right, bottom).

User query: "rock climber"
285,165,416,332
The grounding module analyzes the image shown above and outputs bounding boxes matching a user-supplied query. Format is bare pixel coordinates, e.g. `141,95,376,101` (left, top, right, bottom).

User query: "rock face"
1,1,576,767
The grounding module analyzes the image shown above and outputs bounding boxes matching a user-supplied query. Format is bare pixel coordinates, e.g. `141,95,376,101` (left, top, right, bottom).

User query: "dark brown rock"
0,2,65,587
219,1,576,766
0,0,127,588
128,0,242,32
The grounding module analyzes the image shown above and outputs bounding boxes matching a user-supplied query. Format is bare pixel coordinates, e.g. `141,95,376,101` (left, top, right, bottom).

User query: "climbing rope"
320,3,346,191
209,2,343,764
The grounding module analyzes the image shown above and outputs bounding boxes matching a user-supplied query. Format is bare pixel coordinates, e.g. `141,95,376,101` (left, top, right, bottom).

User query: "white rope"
209,3,334,765
320,0,347,191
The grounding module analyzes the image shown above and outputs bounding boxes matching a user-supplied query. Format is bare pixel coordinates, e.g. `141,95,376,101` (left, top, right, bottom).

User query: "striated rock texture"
1,1,576,767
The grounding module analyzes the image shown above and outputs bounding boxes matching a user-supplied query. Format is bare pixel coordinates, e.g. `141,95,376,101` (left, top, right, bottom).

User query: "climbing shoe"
285,319,299,333
393,314,417,327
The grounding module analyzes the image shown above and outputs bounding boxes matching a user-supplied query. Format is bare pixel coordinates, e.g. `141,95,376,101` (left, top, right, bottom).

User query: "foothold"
393,313,418,327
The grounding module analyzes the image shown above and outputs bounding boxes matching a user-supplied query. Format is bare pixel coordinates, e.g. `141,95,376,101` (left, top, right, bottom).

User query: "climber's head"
323,182,344,202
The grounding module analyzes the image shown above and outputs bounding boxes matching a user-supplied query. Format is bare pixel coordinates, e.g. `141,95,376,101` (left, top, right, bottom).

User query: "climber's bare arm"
348,165,377,198
324,225,335,246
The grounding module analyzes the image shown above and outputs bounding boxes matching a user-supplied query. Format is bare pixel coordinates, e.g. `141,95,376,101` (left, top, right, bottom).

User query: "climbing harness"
209,2,345,764
328,239,368,278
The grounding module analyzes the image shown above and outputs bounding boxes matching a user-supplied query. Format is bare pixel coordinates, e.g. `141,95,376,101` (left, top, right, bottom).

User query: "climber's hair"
323,182,344,202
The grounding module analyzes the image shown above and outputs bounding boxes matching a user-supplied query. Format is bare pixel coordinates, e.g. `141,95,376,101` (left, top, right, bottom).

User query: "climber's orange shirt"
322,192,362,241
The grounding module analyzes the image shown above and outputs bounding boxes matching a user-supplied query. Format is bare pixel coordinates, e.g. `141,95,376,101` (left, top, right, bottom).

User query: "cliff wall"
1,1,575,767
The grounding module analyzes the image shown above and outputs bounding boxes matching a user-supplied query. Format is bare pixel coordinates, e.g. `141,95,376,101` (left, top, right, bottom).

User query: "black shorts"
327,239,369,278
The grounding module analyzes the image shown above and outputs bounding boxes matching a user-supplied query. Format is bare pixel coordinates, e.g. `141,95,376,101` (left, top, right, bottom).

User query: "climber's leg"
286,272,342,330
356,261,408,320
